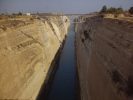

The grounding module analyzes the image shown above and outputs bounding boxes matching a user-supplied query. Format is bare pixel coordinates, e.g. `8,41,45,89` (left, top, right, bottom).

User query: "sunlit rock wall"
0,16,70,99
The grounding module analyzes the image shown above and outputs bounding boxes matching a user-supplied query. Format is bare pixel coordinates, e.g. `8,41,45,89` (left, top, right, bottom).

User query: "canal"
46,24,76,100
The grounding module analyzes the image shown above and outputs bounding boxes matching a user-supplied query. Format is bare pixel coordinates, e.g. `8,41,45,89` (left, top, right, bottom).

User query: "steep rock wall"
0,16,69,99
75,16,133,100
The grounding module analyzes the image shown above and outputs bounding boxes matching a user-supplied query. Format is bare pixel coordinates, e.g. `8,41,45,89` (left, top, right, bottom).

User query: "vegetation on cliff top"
129,7,133,14
100,5,124,14
100,5,133,15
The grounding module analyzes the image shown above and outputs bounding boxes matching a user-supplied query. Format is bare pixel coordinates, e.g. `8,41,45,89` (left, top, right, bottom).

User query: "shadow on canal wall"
37,36,67,100
75,35,81,100
37,23,81,100
75,15,133,100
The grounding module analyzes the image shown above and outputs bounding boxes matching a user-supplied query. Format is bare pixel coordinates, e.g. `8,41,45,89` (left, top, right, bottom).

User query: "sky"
0,0,133,14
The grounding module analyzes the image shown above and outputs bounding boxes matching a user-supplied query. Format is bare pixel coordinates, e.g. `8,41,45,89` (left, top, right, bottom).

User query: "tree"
18,12,22,16
117,7,123,14
107,7,116,13
100,5,107,13
129,7,133,14
100,6,124,14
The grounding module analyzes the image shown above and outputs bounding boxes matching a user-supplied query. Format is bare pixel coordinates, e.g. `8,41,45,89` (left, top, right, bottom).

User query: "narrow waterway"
46,24,76,100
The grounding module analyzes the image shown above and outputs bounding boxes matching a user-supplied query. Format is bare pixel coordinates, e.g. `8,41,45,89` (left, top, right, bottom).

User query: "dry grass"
0,15,36,31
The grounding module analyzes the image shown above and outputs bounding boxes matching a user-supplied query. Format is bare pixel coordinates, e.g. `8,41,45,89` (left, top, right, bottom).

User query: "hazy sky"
0,0,133,13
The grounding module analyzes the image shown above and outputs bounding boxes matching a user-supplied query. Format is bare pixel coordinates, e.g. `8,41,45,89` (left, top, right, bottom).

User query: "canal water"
46,24,76,100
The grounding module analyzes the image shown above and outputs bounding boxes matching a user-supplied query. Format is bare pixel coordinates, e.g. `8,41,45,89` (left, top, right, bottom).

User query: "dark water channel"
46,24,76,100
37,23,78,100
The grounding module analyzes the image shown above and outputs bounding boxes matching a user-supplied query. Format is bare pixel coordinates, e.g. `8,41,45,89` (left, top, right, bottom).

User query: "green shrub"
100,6,124,14
129,7,133,14
100,5,107,13
18,12,22,16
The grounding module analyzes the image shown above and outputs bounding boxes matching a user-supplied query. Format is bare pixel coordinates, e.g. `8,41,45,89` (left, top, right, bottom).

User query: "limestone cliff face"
75,16,133,100
0,16,69,99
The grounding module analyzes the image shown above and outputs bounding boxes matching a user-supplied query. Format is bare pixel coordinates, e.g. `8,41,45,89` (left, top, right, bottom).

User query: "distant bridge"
37,13,97,23
36,13,87,17
36,12,97,16
65,14,86,16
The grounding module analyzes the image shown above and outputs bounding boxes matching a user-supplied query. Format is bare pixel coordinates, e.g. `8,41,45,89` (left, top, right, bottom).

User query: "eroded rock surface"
75,16,133,100
0,15,69,99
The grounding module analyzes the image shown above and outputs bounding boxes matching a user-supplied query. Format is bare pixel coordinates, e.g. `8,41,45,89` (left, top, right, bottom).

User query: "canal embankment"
75,15,133,100
0,15,70,99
